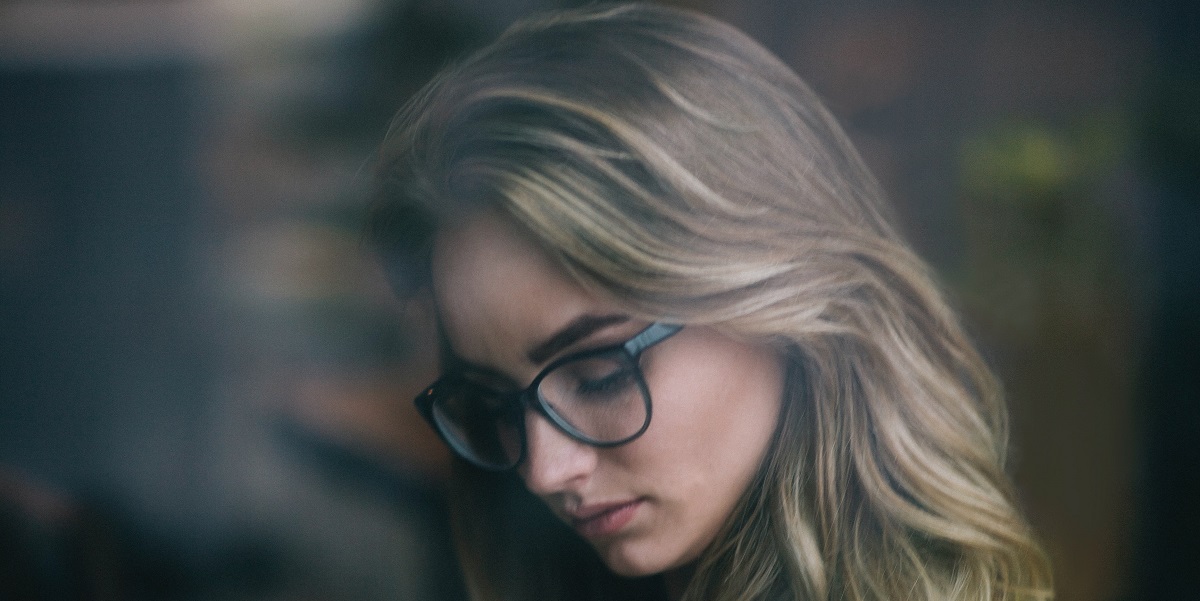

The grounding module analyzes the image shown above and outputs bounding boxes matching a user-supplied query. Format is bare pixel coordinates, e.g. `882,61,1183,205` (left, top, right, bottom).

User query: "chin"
601,555,662,578
595,539,681,578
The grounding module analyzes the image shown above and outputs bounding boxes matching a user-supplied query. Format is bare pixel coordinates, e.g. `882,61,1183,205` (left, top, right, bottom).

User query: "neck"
663,564,695,601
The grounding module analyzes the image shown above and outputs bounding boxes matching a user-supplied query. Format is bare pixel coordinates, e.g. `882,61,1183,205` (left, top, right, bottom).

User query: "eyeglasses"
414,322,683,470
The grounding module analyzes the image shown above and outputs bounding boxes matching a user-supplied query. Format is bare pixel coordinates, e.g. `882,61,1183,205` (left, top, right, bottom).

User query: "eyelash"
453,336,630,385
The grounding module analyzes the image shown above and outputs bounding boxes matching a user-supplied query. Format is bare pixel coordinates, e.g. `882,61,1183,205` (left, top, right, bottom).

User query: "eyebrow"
526,313,629,365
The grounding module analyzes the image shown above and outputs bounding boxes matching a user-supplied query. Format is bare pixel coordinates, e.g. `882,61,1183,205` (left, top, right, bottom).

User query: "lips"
569,499,643,538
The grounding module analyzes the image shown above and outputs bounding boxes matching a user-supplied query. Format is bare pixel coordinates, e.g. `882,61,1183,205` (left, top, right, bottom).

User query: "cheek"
633,332,785,506
655,335,784,451
594,336,783,573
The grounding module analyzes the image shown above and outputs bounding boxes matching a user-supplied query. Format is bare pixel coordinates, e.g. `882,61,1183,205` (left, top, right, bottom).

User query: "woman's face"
430,212,785,577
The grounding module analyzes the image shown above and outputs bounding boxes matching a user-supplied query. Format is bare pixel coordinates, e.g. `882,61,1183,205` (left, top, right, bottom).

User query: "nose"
518,408,597,497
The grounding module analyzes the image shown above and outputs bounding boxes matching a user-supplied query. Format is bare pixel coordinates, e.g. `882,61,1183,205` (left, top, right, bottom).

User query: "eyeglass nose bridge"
513,388,591,467
507,383,586,465
420,322,679,471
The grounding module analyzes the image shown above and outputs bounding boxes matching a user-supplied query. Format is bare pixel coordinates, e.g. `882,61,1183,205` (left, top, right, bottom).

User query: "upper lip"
566,499,641,524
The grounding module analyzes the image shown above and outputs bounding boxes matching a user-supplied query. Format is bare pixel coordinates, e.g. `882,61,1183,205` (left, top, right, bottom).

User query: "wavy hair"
368,4,1053,600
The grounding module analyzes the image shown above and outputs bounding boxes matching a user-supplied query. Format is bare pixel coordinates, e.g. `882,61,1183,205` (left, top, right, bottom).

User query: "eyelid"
543,328,641,367
454,340,615,390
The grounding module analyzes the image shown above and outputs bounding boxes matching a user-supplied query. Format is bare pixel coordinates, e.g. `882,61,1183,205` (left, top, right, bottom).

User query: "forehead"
430,212,605,369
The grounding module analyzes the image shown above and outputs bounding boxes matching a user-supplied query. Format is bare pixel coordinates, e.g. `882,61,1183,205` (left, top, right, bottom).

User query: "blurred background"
0,0,1195,599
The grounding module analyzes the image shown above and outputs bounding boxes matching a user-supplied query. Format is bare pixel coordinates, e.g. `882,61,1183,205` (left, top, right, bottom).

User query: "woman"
367,4,1053,600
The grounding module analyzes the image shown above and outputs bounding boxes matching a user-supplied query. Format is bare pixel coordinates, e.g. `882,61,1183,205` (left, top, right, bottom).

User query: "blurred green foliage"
955,113,1135,341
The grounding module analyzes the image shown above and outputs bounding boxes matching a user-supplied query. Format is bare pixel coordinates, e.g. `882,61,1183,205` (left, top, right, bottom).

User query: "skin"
430,211,785,581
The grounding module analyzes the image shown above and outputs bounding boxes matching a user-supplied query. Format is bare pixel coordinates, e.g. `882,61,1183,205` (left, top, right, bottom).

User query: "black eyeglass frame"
414,322,684,470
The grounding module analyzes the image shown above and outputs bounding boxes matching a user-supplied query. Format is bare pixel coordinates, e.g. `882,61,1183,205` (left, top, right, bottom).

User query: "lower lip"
573,500,643,538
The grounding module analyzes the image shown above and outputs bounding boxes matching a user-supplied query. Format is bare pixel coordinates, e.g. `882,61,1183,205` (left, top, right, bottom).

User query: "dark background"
1,0,1196,599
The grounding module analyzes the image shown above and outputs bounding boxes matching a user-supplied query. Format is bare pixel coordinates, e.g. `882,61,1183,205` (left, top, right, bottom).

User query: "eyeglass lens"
536,348,647,442
430,381,524,469
431,349,650,470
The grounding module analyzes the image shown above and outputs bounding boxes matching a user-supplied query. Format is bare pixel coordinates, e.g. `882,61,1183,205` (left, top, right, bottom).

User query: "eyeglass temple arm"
622,322,683,355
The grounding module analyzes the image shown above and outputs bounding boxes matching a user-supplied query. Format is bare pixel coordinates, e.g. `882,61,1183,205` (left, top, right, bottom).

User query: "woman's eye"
456,379,517,415
540,353,639,404
574,366,636,398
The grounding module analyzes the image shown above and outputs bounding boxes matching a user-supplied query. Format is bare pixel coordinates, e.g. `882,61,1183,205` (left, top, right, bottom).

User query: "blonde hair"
369,4,1053,600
